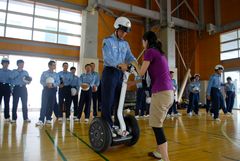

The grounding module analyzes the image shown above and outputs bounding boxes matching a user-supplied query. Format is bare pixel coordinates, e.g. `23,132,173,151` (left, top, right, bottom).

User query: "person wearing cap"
58,62,73,121
36,60,60,126
77,64,95,123
167,71,181,117
10,59,31,123
101,16,138,137
90,62,100,117
69,66,79,120
187,76,200,116
0,58,11,122
206,65,227,121
225,77,235,114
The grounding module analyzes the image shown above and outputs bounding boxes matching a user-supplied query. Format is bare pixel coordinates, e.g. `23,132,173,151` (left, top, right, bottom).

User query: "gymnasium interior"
0,0,240,161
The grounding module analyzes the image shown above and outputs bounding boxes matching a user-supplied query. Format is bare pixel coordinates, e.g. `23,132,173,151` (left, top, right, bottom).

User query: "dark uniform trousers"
70,87,79,117
226,91,235,113
78,88,92,119
135,87,146,116
187,92,199,114
58,86,71,118
211,87,227,119
39,87,57,122
12,85,28,120
92,91,98,117
101,67,123,127
0,83,11,119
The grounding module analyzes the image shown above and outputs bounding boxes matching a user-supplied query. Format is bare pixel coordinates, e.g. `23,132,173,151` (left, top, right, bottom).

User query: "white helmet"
114,17,131,32
46,77,54,84
215,64,224,70
71,88,78,96
23,76,32,84
1,58,10,64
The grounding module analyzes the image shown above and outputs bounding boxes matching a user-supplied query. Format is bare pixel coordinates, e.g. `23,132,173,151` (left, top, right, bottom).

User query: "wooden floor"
0,110,240,161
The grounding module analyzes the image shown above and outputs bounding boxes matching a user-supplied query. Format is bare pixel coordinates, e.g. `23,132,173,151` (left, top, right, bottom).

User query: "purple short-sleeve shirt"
144,48,173,93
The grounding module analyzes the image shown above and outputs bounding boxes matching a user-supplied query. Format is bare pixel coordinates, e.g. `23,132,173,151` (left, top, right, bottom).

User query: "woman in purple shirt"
129,31,173,161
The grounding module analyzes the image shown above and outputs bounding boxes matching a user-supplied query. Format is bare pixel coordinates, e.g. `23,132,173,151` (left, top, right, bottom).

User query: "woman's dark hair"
143,31,164,54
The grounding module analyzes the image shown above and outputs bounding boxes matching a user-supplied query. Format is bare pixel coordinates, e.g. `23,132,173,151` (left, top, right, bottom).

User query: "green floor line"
45,130,68,161
67,129,109,161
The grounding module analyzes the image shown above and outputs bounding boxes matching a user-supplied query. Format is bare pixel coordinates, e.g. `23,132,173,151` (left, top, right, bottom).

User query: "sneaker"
45,120,52,124
214,118,221,121
225,112,232,116
166,114,171,118
4,118,11,122
74,118,80,122
73,116,77,119
144,115,149,118
11,120,16,123
188,112,192,116
84,118,89,123
148,151,162,159
66,118,70,121
111,129,117,138
135,115,139,119
35,121,44,126
175,113,182,116
58,117,63,121
24,119,31,123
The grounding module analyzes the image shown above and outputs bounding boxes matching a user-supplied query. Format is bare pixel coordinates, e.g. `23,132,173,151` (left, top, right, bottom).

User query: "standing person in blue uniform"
58,62,73,121
0,58,11,122
90,62,100,117
206,65,226,121
70,66,79,120
225,77,235,114
101,17,138,137
187,76,200,116
135,75,146,118
36,61,60,126
167,71,181,117
77,64,95,123
10,59,32,123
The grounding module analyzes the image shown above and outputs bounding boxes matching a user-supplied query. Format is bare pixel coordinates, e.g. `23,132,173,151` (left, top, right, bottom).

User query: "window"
220,29,240,60
35,4,58,19
0,12,6,24
0,26,4,36
0,0,82,46
6,27,32,40
7,13,33,27
33,30,57,43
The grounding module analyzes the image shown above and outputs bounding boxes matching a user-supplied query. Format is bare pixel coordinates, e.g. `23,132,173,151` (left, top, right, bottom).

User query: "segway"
89,64,140,152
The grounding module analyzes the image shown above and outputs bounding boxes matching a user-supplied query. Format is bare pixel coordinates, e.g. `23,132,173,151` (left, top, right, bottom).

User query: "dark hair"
85,64,91,68
190,76,195,81
227,77,232,81
48,60,56,66
90,62,95,65
62,62,68,66
17,59,24,65
143,31,164,54
70,66,76,70
170,71,174,74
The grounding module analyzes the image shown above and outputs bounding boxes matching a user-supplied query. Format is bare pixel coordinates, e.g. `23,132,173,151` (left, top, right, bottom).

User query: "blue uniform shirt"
225,83,235,92
102,34,136,67
172,79,178,91
135,76,143,88
58,71,73,86
0,68,11,84
188,81,200,93
79,73,95,87
40,70,60,87
207,73,224,96
92,71,100,86
10,69,29,86
71,74,80,90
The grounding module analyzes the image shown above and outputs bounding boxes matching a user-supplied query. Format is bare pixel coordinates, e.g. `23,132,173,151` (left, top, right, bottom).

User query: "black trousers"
226,91,235,113
78,89,92,119
12,86,28,120
58,86,71,118
39,87,57,122
101,67,123,127
92,91,98,117
0,83,11,119
71,94,79,117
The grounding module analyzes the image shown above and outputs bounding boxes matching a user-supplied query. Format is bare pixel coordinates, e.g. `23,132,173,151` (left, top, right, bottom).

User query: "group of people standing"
35,61,100,126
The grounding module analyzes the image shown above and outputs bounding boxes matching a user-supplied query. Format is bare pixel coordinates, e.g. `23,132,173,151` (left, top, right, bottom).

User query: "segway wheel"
124,115,140,146
89,117,112,152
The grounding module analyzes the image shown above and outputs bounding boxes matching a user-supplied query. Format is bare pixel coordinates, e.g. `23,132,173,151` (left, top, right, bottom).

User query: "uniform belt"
15,85,26,87
104,66,119,70
0,82,9,85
